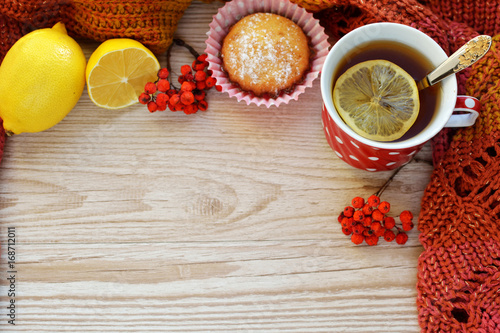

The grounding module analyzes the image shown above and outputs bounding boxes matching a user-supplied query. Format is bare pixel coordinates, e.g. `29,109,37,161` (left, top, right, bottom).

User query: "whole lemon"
0,22,86,135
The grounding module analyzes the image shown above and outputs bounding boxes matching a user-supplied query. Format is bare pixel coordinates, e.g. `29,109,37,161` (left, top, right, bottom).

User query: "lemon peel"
333,59,420,142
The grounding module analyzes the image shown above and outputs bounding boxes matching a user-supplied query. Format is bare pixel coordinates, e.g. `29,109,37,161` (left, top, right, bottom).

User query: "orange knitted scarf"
0,0,192,62
416,36,500,332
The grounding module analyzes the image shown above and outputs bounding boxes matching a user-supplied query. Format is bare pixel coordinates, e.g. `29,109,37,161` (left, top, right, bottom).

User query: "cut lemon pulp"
86,39,160,109
333,59,419,141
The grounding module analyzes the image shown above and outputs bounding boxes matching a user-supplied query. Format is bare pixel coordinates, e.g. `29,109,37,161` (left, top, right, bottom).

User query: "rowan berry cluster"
138,54,219,115
337,195,414,246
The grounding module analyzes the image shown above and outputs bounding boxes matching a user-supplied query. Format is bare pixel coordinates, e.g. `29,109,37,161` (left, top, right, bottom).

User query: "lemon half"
333,59,419,141
86,39,160,109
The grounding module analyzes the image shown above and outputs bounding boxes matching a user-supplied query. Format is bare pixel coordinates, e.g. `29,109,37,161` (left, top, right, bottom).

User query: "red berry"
365,235,379,246
378,201,390,214
363,227,374,237
158,68,169,79
342,226,353,236
371,209,385,221
215,85,223,92
383,229,396,242
181,64,192,75
193,89,206,101
400,210,413,223
184,103,199,115
180,91,195,105
180,81,194,92
192,55,208,71
351,196,364,209
341,217,353,229
383,216,396,229
205,76,217,88
343,206,354,217
144,82,157,94
157,79,170,92
194,70,207,82
396,232,409,245
371,221,383,233
198,100,208,111
402,221,414,231
375,226,386,237
192,60,205,71
196,80,207,90
178,75,186,84
197,53,208,63
174,103,185,111
362,204,374,216
138,92,151,104
367,195,381,207
363,216,373,227
169,94,180,106
147,101,158,112
156,93,169,108
352,223,365,235
156,102,167,111
338,213,344,223
353,210,365,222
351,233,364,245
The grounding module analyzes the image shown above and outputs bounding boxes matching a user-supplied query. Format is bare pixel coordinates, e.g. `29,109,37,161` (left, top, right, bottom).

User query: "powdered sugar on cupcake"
221,13,310,97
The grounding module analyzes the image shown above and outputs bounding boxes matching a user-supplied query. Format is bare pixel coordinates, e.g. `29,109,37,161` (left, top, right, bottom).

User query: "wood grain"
0,1,433,331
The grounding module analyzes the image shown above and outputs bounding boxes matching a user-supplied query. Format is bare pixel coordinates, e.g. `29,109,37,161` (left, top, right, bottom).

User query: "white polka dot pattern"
321,105,424,171
465,98,475,108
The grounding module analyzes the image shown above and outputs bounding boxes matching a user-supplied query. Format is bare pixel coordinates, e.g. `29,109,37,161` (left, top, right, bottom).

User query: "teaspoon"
417,35,492,90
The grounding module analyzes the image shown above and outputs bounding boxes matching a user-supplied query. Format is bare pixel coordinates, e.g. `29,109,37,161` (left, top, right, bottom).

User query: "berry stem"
373,157,431,197
166,38,203,91
165,43,178,91
374,166,403,198
173,38,201,58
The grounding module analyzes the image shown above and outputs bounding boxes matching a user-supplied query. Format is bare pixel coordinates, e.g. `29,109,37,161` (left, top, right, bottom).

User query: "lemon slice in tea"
333,59,419,141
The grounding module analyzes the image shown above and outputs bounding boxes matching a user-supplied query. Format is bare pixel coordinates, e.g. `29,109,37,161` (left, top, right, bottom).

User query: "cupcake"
205,0,330,107
221,12,311,98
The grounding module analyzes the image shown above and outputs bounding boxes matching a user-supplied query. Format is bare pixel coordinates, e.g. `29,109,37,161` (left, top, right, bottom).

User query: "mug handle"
444,95,480,128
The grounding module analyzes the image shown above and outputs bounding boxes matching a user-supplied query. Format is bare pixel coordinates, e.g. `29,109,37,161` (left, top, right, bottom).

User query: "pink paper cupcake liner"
205,0,330,108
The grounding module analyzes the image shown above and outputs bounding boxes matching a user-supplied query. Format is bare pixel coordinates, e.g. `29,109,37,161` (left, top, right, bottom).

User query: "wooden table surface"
0,1,435,332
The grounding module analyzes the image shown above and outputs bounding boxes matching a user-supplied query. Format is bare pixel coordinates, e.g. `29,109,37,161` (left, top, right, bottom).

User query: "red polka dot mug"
321,23,480,172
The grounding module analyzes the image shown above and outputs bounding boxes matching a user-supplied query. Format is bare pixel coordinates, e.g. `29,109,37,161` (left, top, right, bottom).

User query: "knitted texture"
417,36,500,332
62,0,192,55
0,0,63,63
0,0,192,62
420,0,500,38
289,0,338,12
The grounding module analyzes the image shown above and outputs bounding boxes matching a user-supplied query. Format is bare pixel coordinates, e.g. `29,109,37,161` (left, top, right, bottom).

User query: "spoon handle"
417,35,492,90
